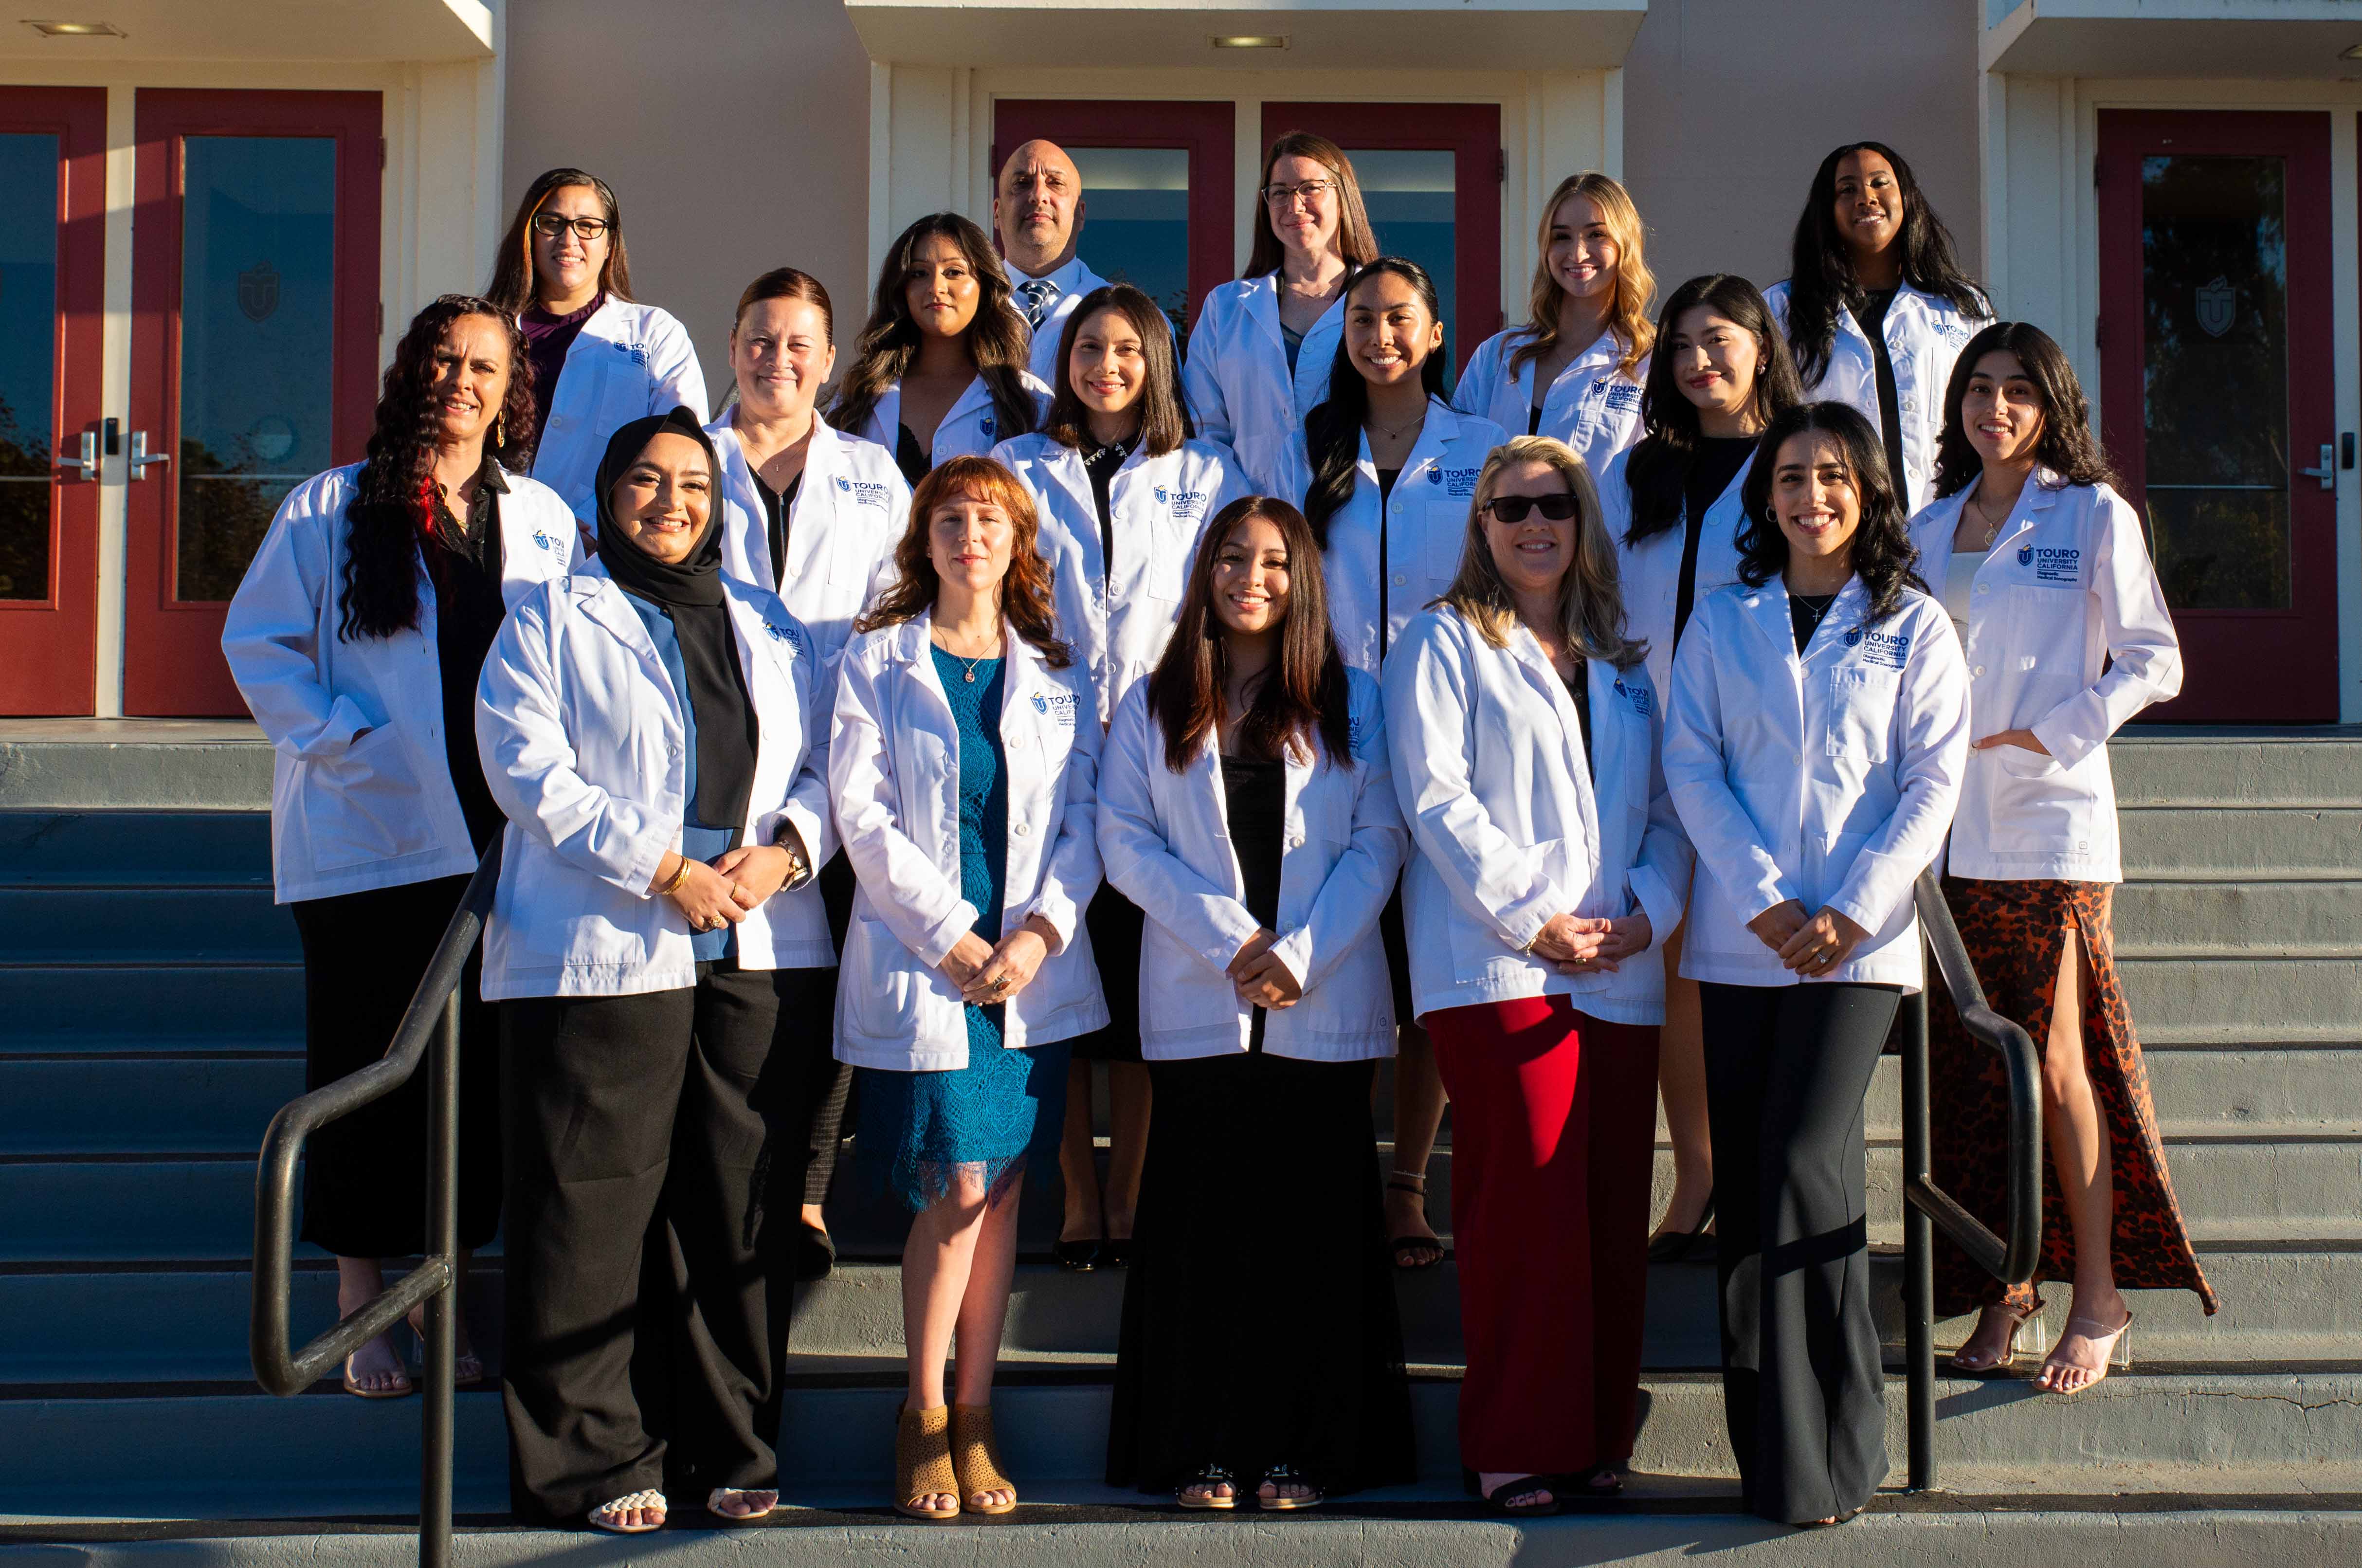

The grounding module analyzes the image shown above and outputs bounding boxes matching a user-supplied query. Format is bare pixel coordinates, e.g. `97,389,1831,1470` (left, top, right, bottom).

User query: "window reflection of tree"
2140,154,2289,610
176,430,288,604
0,389,49,600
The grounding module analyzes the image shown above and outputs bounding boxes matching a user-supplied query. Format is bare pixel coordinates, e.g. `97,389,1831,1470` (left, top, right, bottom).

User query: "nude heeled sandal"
951,1403,1018,1515
2040,1310,2133,1395
894,1404,962,1521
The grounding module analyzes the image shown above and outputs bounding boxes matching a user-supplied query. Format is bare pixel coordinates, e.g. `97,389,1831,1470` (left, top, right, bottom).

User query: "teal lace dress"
855,648,1071,1212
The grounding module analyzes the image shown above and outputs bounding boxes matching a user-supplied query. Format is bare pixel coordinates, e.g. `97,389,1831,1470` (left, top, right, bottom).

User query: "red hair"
855,456,1071,666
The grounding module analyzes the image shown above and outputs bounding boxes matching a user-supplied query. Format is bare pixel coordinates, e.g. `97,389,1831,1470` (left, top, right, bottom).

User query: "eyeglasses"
1483,493,1582,524
1261,178,1338,208
531,213,611,243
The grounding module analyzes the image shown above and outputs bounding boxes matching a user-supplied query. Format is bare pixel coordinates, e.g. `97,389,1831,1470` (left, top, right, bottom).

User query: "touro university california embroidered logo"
1845,627,1910,669
1030,690,1079,725
2021,545,2081,583
1613,676,1652,715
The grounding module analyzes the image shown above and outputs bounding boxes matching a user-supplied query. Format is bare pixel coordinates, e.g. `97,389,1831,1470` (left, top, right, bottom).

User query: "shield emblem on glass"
236,260,279,323
2195,275,2235,339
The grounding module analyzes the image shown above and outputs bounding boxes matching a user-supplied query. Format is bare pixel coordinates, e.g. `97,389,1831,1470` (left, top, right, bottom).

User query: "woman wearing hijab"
476,408,835,1533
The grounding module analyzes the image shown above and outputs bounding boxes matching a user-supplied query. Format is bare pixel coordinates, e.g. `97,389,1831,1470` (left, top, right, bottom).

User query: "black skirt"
288,873,501,1257
1107,1051,1417,1494
1070,884,1145,1062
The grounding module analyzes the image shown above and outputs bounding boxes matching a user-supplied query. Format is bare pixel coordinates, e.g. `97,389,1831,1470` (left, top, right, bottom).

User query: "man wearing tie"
995,139,1109,385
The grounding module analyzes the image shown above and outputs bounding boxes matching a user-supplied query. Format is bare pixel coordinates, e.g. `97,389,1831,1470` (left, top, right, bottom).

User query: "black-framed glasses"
532,213,611,242
1261,178,1338,208
1483,493,1581,524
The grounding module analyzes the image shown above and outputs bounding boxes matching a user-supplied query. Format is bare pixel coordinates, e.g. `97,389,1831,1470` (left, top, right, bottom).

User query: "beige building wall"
502,0,875,394
1619,0,1983,300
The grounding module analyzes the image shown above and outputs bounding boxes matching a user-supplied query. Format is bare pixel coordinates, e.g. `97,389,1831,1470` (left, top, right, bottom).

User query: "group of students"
220,130,2218,1535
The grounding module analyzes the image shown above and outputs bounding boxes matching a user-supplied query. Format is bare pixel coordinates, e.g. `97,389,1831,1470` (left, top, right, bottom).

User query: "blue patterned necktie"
1017,277,1058,330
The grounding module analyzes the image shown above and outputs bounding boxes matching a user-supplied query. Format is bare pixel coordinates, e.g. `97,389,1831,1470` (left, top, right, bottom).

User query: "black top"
1081,433,1140,576
894,423,928,487
1375,465,1403,663
1673,435,1760,652
1857,288,1908,495
755,471,803,592
425,462,509,855
1560,662,1594,776
1220,752,1288,1052
1527,402,1544,437
1790,590,1838,654
1281,325,1303,377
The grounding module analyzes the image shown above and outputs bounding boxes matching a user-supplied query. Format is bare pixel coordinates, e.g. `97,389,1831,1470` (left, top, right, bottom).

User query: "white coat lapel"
1802,576,1874,666
779,421,842,592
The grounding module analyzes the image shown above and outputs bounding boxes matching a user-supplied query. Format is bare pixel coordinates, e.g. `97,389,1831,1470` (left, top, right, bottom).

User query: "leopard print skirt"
1928,875,2217,1320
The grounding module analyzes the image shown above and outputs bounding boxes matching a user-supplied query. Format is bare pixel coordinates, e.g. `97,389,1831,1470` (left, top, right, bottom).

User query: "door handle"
2299,443,2335,492
73,431,99,482
128,429,171,480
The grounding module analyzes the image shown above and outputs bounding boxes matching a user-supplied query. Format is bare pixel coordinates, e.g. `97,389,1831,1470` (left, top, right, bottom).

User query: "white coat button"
1973,665,1986,677
1286,832,1305,849
1015,822,1031,837
1976,583,1990,594
1391,573,1407,587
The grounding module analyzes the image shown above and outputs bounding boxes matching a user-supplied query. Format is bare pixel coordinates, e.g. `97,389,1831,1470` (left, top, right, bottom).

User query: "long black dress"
1105,753,1417,1495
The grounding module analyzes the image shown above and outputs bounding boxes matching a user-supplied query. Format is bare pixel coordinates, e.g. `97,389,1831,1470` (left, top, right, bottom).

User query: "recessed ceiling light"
24,19,125,36
2344,42,2362,59
1211,35,1288,50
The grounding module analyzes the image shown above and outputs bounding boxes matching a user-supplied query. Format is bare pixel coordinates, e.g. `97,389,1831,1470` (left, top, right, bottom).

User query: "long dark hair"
854,456,1070,667
1038,284,1188,456
828,214,1037,447
1147,496,1351,771
1931,321,2117,500
1783,142,1988,386
338,296,535,641
1244,132,1381,280
1736,401,1925,624
1302,258,1448,548
485,168,632,318
1622,273,1804,546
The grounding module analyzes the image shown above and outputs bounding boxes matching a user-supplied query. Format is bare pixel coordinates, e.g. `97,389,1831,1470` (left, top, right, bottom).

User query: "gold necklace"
1370,407,1426,443
932,625,1002,682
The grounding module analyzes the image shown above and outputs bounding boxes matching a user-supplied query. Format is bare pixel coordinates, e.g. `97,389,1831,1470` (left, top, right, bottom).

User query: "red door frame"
0,87,107,716
125,89,382,717
2096,109,2336,724
1261,101,1502,376
990,99,1236,330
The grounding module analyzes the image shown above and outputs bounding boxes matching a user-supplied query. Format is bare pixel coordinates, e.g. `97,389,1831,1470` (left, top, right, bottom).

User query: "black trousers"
289,875,500,1257
1699,980,1900,1525
797,853,858,1206
499,962,822,1523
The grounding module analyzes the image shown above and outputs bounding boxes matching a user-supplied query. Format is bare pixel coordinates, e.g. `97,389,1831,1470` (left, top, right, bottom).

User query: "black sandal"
794,1221,836,1282
1258,1463,1322,1511
1574,1462,1625,1498
1386,1173,1443,1271
1176,1463,1238,1511
1484,1475,1559,1516
1053,1237,1101,1272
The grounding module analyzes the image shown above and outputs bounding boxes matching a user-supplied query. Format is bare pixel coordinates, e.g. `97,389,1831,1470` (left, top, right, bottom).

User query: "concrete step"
0,1056,301,1154
1846,1047,2362,1139
2113,878,2362,959
2121,804,2362,877
0,888,296,964
0,810,270,887
2111,729,2362,808
0,721,272,812
2119,957,2362,1042
0,964,303,1054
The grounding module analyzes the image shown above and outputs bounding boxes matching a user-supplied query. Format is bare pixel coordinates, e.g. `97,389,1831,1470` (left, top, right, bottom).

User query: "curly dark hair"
1736,401,1926,624
1782,141,1988,388
827,213,1038,449
1931,320,2118,500
338,295,536,641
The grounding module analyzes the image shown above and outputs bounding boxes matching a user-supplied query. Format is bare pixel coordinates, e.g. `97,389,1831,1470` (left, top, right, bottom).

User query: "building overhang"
1982,0,2362,80
0,1,493,64
843,0,1647,72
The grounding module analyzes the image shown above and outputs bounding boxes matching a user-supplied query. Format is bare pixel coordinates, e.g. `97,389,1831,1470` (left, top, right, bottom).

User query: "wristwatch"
773,820,814,891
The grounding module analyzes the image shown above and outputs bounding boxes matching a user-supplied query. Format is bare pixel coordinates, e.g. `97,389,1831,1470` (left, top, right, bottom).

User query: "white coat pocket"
1425,499,1470,583
1826,669,1897,764
846,917,919,1038
298,725,436,871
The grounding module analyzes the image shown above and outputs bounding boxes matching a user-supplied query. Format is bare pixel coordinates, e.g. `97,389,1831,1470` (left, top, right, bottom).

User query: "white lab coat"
527,296,709,524
1180,274,1347,502
472,561,836,1000
1906,473,2181,884
989,432,1253,725
222,462,579,905
1384,606,1691,1024
829,612,1108,1070
853,372,1053,473
1664,576,1970,990
1098,671,1406,1059
708,411,907,675
1600,445,1758,701
1452,327,1648,475
1013,254,1111,386
1764,279,1988,510
1318,400,1508,675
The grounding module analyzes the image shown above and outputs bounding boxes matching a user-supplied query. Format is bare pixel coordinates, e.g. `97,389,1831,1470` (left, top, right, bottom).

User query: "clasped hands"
941,913,1061,1005
654,844,801,934
1530,910,1652,974
1745,899,1871,978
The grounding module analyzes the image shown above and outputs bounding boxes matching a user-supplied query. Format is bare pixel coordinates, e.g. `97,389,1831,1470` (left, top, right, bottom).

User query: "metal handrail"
252,840,501,1568
1902,866,2045,1491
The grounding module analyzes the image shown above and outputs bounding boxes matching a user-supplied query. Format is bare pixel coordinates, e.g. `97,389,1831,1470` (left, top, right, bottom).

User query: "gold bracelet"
658,857,693,896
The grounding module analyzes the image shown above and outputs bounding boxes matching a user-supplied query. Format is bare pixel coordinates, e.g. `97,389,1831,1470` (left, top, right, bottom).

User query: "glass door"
124,89,382,717
1261,102,1501,387
991,100,1235,354
0,88,105,716
2097,109,2336,723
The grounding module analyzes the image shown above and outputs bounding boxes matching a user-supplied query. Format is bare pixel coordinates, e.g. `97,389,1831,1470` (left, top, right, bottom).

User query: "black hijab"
595,408,759,834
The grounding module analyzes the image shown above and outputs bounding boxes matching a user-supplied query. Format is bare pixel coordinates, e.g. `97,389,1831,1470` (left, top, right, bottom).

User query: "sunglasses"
1483,493,1581,524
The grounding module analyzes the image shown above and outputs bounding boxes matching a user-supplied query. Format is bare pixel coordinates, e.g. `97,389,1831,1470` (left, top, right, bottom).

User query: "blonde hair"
1437,436,1646,669
1509,173,1655,382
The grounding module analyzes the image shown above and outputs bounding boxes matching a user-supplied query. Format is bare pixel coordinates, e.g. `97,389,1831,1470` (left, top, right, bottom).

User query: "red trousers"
1428,995,1659,1475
